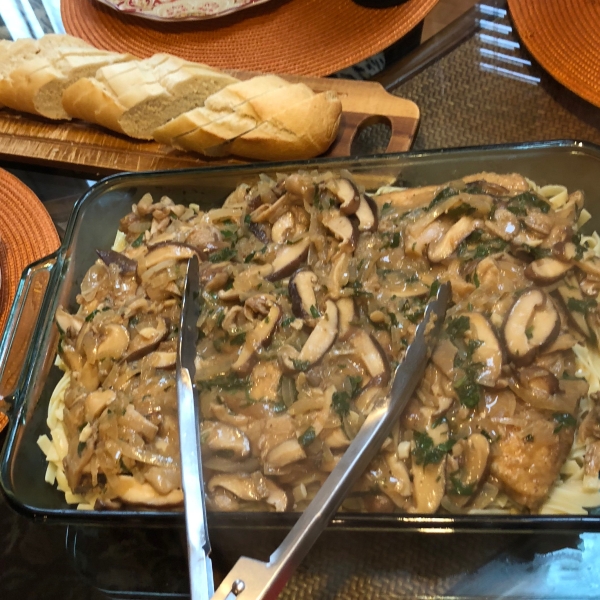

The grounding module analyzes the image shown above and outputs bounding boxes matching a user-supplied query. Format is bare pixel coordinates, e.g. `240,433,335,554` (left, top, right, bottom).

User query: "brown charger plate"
0,169,60,431
508,0,600,108
61,0,439,77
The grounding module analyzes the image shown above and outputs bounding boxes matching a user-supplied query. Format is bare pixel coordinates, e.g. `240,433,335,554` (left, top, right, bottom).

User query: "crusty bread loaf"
153,74,288,146
62,54,238,139
229,91,342,160
0,35,130,119
176,82,316,157
0,34,342,160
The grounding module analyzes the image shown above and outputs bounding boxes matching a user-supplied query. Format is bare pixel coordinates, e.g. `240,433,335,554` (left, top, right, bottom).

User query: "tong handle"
212,284,451,600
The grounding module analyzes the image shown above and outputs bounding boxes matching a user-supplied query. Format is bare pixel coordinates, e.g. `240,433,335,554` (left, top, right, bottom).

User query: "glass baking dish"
2,139,600,532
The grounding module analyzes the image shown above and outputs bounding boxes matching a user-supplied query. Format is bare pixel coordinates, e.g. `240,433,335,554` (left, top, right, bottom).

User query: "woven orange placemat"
0,169,60,339
508,0,600,108
61,0,439,77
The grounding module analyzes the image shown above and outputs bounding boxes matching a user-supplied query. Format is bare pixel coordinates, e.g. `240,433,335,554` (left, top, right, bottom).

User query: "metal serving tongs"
178,254,451,600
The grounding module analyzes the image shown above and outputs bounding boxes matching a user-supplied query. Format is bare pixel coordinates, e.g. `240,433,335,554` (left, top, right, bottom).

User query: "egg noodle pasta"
37,171,600,515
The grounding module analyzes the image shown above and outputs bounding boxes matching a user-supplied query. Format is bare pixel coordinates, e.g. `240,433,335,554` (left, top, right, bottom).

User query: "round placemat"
508,0,600,108
61,0,439,77
0,169,60,338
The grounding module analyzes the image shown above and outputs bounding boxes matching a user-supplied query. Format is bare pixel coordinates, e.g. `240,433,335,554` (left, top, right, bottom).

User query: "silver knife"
211,282,452,600
177,253,214,600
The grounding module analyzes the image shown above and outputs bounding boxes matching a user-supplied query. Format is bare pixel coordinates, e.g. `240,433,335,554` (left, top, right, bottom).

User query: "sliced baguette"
0,44,130,119
153,74,288,146
63,55,239,139
187,82,316,157
228,91,342,160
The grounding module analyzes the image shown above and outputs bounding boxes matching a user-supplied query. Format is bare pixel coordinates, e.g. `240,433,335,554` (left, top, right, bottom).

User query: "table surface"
2,1,600,599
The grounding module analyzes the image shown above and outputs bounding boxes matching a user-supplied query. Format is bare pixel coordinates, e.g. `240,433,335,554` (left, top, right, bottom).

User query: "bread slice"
0,36,130,120
177,82,316,157
153,74,288,146
228,91,342,160
63,54,239,139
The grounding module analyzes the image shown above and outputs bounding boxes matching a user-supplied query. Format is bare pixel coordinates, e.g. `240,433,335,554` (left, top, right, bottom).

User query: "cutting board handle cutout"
325,111,415,157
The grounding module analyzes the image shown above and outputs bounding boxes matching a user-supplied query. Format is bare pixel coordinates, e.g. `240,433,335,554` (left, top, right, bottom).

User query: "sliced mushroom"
289,269,318,320
265,438,306,469
327,177,361,215
231,303,281,375
266,238,311,282
85,389,116,422
484,207,520,241
55,307,84,337
337,297,356,340
410,457,446,514
427,216,482,263
464,312,503,387
271,212,295,244
96,324,130,362
328,252,350,300
125,317,168,361
207,473,268,502
96,249,137,275
461,433,490,487
502,288,560,366
201,421,251,459
406,218,451,257
142,351,177,369
349,329,391,388
555,276,594,340
248,220,271,244
264,478,290,512
295,299,339,367
354,194,378,232
137,244,195,276
320,210,359,251
525,257,572,285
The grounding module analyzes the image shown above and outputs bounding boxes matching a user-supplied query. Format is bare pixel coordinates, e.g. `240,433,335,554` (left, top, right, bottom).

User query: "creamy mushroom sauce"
50,170,600,514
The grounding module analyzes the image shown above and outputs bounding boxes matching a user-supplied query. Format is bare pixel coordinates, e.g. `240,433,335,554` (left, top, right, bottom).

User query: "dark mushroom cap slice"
125,316,168,361
354,194,379,233
231,303,282,375
349,329,391,388
96,249,137,276
288,269,319,320
501,288,560,367
327,177,361,215
524,257,572,285
296,299,339,366
320,209,359,251
266,237,311,282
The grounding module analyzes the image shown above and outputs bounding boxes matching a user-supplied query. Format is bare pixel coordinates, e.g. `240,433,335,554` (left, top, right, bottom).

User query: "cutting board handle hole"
350,115,393,156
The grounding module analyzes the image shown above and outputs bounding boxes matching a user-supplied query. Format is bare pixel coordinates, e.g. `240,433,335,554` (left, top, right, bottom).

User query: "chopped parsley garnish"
552,412,577,433
281,316,295,327
449,475,475,496
298,426,316,447
209,247,236,263
292,359,311,372
567,297,597,314
230,332,246,345
427,187,459,211
310,305,320,319
131,233,145,248
244,251,256,263
412,431,455,466
506,191,550,216
446,315,470,338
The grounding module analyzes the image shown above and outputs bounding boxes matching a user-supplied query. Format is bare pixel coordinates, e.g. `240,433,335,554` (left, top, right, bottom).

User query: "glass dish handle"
0,256,57,430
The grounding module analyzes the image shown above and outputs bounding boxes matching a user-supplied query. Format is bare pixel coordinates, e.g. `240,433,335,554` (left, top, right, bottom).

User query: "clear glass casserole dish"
2,139,600,532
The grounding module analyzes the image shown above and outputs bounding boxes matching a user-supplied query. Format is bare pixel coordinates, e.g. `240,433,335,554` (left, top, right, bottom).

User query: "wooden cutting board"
0,74,419,176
